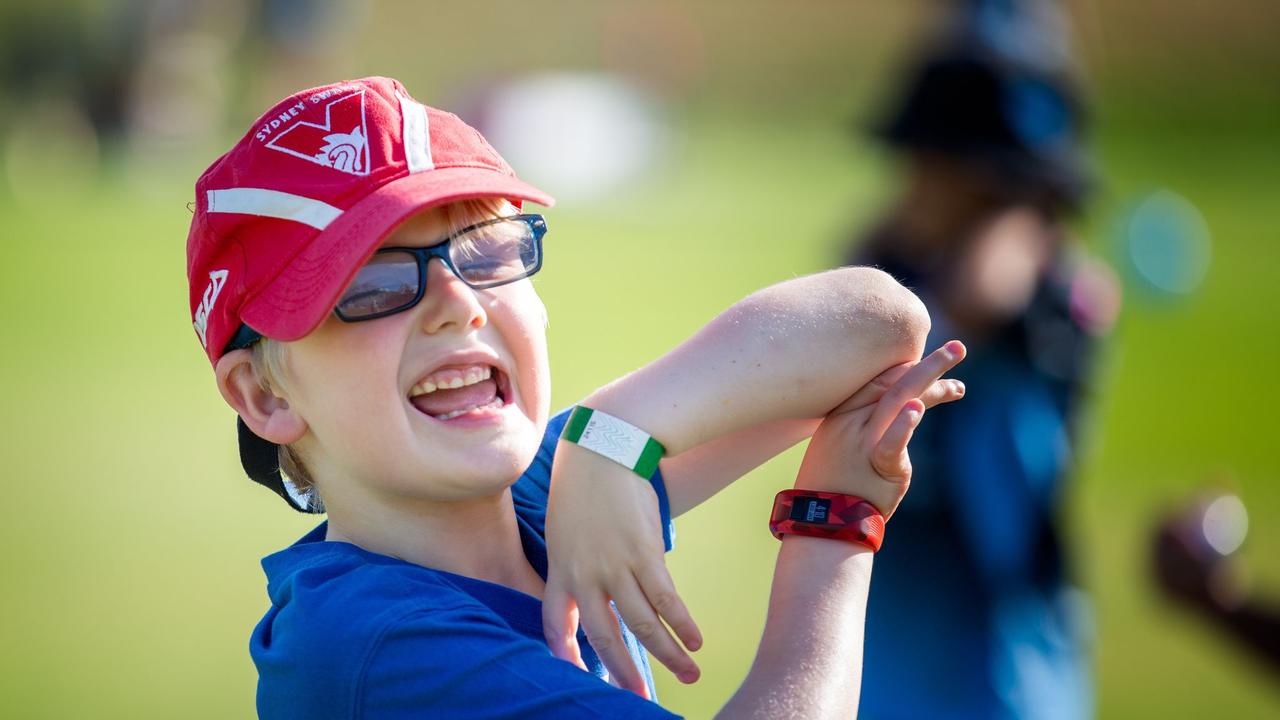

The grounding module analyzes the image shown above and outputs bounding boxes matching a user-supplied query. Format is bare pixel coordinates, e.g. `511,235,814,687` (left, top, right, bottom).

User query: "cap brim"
241,167,554,341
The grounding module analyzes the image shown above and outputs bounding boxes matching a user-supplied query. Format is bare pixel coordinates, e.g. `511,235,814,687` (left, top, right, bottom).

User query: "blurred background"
1,0,1277,717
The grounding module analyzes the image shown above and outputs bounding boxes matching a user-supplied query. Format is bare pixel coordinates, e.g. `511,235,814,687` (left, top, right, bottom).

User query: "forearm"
584,267,930,455
716,536,873,720
661,418,820,515
1209,598,1280,671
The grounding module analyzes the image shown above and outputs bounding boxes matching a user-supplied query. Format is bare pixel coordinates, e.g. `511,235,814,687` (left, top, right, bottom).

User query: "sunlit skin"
218,204,552,596
213,200,971,715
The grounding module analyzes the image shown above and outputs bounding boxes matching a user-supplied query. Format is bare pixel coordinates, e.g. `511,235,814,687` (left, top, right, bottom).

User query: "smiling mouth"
408,364,511,421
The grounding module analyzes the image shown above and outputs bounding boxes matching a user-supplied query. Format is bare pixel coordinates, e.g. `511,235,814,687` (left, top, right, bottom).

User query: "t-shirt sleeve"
514,407,675,552
359,603,684,719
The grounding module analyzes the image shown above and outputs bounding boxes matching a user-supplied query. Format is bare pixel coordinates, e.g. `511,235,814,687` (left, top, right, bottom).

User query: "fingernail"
954,381,965,395
678,670,699,684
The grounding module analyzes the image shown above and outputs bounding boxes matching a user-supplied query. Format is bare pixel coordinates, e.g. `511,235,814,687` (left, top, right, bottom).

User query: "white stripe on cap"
206,188,343,230
398,93,434,174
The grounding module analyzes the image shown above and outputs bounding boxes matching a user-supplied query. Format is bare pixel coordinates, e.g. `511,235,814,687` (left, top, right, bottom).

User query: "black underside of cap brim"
237,416,320,513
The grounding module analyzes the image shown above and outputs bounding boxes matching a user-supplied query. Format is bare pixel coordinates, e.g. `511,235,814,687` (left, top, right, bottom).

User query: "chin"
425,431,543,501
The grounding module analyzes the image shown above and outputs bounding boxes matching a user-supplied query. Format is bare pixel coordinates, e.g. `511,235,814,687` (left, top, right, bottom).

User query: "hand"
540,343,964,697
543,441,702,699
794,341,967,517
1152,496,1249,613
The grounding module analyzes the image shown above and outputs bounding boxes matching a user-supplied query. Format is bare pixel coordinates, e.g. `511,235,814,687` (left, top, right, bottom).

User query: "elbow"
881,268,932,357
832,266,932,363
742,266,932,363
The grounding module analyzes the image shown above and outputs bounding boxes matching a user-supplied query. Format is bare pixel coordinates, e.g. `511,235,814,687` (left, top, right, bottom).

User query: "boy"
188,77,964,718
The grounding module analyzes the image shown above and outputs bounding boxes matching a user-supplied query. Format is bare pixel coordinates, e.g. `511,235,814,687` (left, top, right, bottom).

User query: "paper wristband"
561,406,666,479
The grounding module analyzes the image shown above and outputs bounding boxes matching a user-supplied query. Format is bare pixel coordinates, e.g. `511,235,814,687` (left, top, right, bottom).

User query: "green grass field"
1,100,1276,718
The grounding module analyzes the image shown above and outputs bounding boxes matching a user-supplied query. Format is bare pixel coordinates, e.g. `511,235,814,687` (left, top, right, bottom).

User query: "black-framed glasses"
225,214,546,352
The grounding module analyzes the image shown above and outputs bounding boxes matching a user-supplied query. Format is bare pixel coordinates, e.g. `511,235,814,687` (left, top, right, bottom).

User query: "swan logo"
264,90,371,176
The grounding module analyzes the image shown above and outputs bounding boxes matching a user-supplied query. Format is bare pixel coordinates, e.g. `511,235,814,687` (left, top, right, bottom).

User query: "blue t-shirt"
251,409,683,719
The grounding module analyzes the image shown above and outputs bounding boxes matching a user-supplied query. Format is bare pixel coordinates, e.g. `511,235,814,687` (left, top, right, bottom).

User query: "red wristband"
769,489,886,552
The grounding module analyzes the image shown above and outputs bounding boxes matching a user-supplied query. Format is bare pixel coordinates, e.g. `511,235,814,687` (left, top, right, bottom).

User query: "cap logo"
263,89,371,176
193,269,229,348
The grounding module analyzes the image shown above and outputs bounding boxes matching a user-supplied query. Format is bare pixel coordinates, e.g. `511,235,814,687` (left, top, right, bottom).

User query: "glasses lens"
336,251,420,319
451,218,541,287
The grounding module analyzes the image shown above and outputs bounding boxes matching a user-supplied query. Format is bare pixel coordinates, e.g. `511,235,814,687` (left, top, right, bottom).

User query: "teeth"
432,397,504,421
409,365,494,398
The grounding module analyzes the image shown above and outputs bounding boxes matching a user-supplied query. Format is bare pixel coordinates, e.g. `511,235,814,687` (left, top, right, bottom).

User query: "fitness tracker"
769,489,886,552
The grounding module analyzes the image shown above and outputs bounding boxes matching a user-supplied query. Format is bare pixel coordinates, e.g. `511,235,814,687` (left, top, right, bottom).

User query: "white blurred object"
479,73,665,204
1200,494,1248,557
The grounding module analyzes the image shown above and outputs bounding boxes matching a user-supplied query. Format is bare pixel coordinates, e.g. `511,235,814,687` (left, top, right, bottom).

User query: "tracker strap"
769,489,886,552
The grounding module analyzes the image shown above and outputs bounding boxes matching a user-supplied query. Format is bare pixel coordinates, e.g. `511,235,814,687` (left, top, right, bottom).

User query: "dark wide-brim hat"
871,2,1093,210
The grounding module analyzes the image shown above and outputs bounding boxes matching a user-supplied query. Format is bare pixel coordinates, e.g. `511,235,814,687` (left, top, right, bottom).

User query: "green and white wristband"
561,405,666,479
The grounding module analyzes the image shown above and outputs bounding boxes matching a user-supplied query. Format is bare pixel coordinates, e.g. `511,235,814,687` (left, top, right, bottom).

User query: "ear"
215,348,308,445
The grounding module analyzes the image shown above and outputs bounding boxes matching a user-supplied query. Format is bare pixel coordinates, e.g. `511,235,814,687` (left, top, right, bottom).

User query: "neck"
323,487,544,598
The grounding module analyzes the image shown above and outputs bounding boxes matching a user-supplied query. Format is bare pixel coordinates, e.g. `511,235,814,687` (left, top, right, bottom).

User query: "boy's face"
279,204,551,503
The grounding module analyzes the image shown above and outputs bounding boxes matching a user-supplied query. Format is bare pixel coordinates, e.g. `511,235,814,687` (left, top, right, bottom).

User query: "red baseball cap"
186,77,553,512
187,76,554,366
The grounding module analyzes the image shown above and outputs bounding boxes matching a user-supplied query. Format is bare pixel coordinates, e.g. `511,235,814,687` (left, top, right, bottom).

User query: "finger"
612,578,701,684
634,563,703,654
578,593,650,699
867,341,966,436
918,378,966,409
831,362,915,414
542,575,587,670
871,399,924,481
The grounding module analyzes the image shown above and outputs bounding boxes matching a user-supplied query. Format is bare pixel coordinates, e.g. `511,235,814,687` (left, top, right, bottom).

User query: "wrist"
582,383,673,450
792,476,905,519
770,489,886,552
561,405,666,481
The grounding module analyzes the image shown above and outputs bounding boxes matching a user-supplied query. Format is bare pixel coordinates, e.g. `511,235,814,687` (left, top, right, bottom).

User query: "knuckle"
583,631,614,652
649,590,679,615
628,620,659,640
885,385,912,402
874,445,897,465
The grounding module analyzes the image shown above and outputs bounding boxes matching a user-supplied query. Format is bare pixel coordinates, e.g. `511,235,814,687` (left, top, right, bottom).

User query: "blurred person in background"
846,1,1120,718
1152,494,1280,673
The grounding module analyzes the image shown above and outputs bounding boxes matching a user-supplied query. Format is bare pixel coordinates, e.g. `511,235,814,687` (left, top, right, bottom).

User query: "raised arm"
716,347,965,718
583,266,931,513
544,268,956,695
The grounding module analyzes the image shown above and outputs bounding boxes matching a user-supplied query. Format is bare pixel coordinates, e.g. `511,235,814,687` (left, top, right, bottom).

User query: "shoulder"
252,543,499,718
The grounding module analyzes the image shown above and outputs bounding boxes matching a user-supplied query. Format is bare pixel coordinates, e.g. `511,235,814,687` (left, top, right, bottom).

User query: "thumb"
542,574,587,670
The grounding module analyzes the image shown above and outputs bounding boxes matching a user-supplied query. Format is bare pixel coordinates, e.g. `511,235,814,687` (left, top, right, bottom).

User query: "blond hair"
249,197,520,509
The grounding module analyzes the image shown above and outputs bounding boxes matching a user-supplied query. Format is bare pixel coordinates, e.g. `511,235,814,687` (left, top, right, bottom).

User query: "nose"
416,257,487,334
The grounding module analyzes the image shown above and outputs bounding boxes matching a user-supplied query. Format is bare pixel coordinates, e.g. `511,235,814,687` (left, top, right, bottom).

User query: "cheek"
286,328,405,451
490,290,551,425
